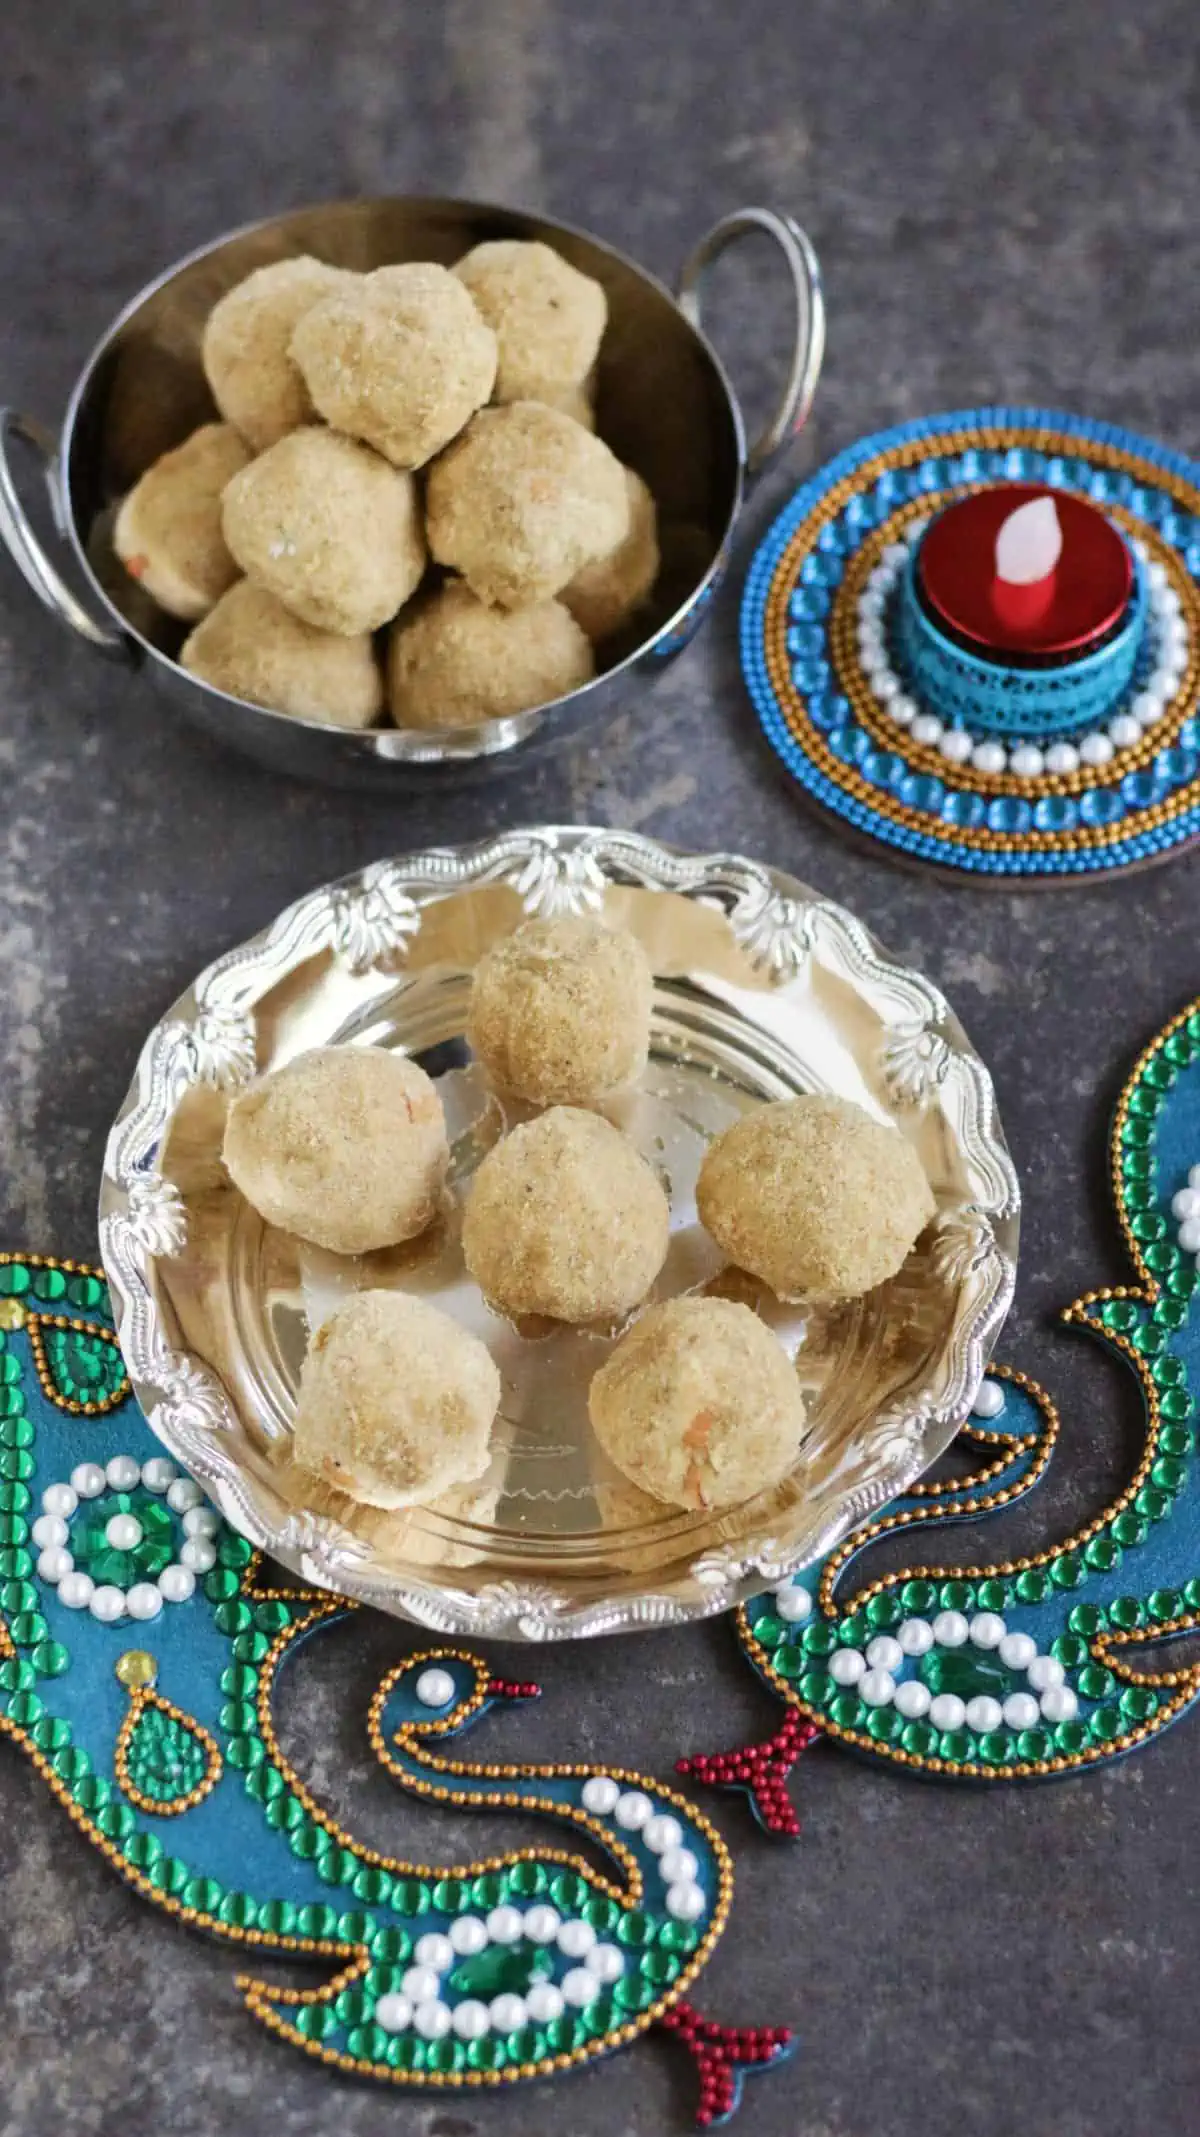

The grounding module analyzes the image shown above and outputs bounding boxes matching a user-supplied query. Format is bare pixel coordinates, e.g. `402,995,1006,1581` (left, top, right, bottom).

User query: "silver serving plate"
0,197,822,789
99,828,1019,1641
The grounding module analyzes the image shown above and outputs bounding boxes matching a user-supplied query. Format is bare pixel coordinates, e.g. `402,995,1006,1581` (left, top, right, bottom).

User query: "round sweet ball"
221,427,425,635
388,580,593,730
697,1094,936,1303
468,914,652,1106
202,256,352,450
426,402,630,609
290,262,497,470
293,1290,499,1509
453,239,606,402
180,581,382,728
462,1107,669,1324
222,1046,449,1255
588,1296,806,1510
562,467,660,642
114,422,252,620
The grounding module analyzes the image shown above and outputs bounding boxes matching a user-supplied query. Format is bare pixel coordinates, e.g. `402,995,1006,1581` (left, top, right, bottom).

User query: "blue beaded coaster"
741,407,1200,879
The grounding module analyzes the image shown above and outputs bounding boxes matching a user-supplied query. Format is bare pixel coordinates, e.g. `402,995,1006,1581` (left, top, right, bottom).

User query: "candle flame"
995,494,1062,585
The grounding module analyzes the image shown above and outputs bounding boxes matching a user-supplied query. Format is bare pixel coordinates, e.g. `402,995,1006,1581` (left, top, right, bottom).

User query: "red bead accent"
676,1711,821,1837
485,1677,541,1702
659,2002,793,2126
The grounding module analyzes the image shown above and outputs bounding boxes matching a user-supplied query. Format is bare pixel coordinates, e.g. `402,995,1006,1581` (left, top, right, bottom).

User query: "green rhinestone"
900,1579,940,1614
1164,1030,1194,1065
0,1389,26,1418
1136,1486,1172,1522
369,1926,412,1964
802,1621,837,1655
1144,1243,1175,1277
1166,1264,1198,1300
337,1910,373,1944
122,1830,163,1870
0,1265,29,1295
1108,1595,1143,1630
10,1610,48,1647
147,1855,189,1893
0,1354,16,1382
615,1974,657,2014
658,1919,702,1954
1162,1387,1195,1421
1054,1720,1090,1756
584,1894,622,1934
866,1707,904,1744
900,1719,940,1758
182,1875,224,1913
1077,1665,1117,1701
0,1578,34,1612
1131,1212,1167,1245
294,2004,337,2041
865,1592,902,1628
0,1515,25,1544
70,1769,109,1807
387,2036,425,2072
1068,1603,1106,1637
254,1600,292,1634
67,1275,106,1308
394,1877,431,1915
219,1892,258,1929
231,1630,270,1664
296,1903,340,1939
1016,1728,1053,1762
0,1656,34,1692
226,1733,263,1771
353,1866,393,1906
774,1644,807,1681
0,1449,33,1482
31,1266,67,1301
426,2037,465,2074
289,1823,324,1861
1015,1569,1049,1603
30,1714,71,1753
1120,1685,1159,1722
1152,1295,1189,1330
551,1871,589,1912
797,1668,832,1708
1148,1587,1183,1622
263,1791,305,1831
6,1689,42,1726
938,1729,973,1764
829,1691,864,1730
1050,1555,1084,1591
1088,1704,1124,1744
369,1965,409,1997
0,1416,34,1450
1159,1424,1194,1457
258,1899,298,1936
1120,1118,1152,1149
214,1600,253,1637
31,1640,70,1678
469,1870,507,1909
0,1481,31,1513
1126,1083,1159,1115
1051,1634,1088,1668
1084,1536,1122,1573
467,2036,507,2071
509,2024,547,2066
217,1530,253,1570
1185,1578,1200,1611
221,1662,260,1701
978,1729,1015,1765
752,1612,786,1649
616,1909,654,1947
219,1699,258,1736
335,1985,371,2026
1100,1296,1140,1326
346,2024,390,2063
835,1616,869,1648
642,1946,681,1985
501,1863,544,1897
921,1649,1010,1699
976,1579,1009,1612
1112,1511,1147,1548
204,1568,241,1604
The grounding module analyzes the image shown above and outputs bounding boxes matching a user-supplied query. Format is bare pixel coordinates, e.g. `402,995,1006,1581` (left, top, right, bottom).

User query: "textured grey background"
1,3,1198,2132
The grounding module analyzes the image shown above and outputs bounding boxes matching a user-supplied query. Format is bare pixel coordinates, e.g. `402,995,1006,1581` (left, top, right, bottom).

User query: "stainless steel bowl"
0,197,823,789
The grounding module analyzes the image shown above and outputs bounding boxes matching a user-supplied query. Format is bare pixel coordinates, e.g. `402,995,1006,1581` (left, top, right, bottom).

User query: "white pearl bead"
486,1905,524,1946
858,628,885,660
180,1537,217,1574
37,1545,73,1583
581,1774,620,1814
889,695,917,728
865,1635,903,1674
414,2000,451,2041
773,1583,812,1623
182,1505,220,1539
158,1564,196,1603
1171,1188,1200,1221
1079,732,1114,767
1178,1217,1200,1254
1002,1692,1041,1730
644,1814,684,1855
31,1513,68,1549
57,1571,94,1610
525,1982,565,2024
874,674,901,704
998,1632,1037,1671
140,1457,177,1493
939,730,975,764
1147,559,1169,593
69,1463,106,1500
660,1846,699,1885
1044,741,1080,774
414,1932,454,1972
88,1585,126,1623
614,1790,653,1830
1190,1164,1200,1190
451,1999,490,2041
1040,1685,1078,1724
126,1582,163,1622
911,713,943,745
448,1915,489,1956
968,741,1004,774
971,1380,1006,1420
41,1483,78,1519
867,565,893,595
932,1610,969,1648
585,1942,625,1983
373,1992,412,2034
556,1917,596,1958
907,516,931,543
1026,1655,1065,1692
898,1617,934,1656
488,1994,527,2033
1153,585,1181,619
860,1668,896,1707
965,1696,1003,1734
1159,663,1186,697
860,589,886,619
969,1612,1006,1649
561,1967,599,2009
829,1646,866,1685
105,1456,141,1491
666,1882,707,1922
929,1693,966,1732
893,1679,932,1719
1009,744,1045,777
105,1513,143,1551
1108,714,1142,749
1132,688,1166,726
400,1965,440,2003
882,543,909,569
522,1906,560,1945
1164,619,1189,656
166,1476,203,1513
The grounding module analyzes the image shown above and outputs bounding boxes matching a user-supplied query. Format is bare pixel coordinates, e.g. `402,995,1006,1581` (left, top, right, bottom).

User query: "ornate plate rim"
98,825,1020,1641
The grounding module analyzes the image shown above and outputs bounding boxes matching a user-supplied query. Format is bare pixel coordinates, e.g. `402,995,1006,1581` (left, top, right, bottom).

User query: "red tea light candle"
917,483,1133,664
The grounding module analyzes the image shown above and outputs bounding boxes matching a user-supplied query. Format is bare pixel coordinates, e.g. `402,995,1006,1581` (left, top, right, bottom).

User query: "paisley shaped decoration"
115,1660,223,1815
28,1312,129,1415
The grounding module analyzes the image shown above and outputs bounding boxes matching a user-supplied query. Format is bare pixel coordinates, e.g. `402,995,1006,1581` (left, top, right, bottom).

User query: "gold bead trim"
904,1415,1048,1498
25,1314,130,1416
1108,989,1200,1287
115,1683,224,1818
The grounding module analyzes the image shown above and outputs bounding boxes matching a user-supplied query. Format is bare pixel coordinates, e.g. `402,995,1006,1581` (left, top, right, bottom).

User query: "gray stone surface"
1,2,1199,2131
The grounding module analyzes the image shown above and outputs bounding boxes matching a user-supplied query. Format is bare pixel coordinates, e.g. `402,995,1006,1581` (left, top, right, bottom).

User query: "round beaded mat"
741,406,1200,880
